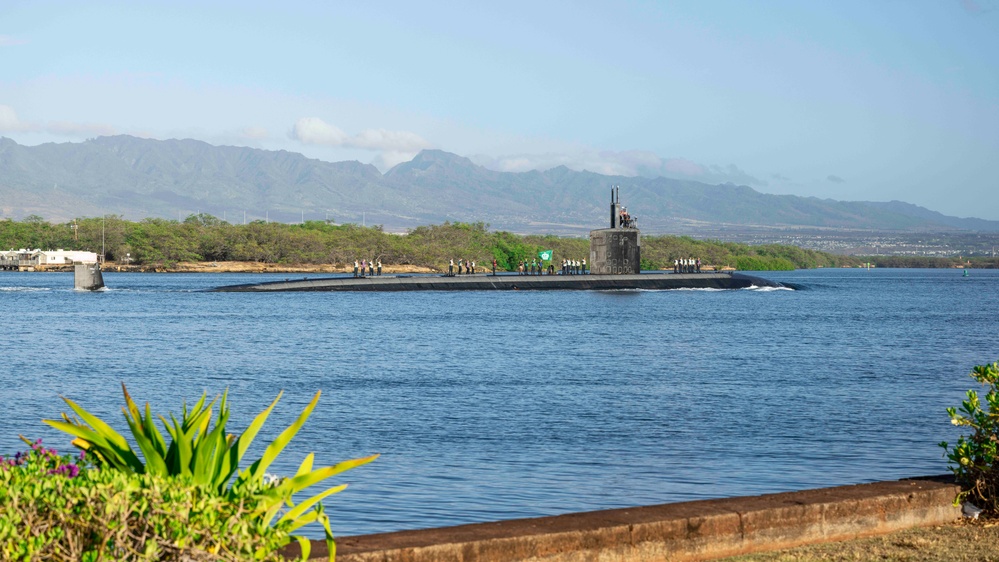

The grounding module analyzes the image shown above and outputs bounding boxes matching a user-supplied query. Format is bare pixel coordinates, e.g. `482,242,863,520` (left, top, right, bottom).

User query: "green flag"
538,250,553,261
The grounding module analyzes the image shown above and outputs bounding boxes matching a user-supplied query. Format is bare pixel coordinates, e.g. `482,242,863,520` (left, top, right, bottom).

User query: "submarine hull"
213,272,785,292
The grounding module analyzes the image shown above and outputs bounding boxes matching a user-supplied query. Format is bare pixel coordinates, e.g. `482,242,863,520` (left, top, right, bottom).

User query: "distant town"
674,226,999,258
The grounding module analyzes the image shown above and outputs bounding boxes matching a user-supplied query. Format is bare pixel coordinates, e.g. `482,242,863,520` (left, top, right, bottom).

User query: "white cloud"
472,153,576,173
374,150,421,169
290,117,432,171
291,117,348,146
468,149,766,186
291,117,432,152
351,129,429,152
0,105,37,132
707,163,764,186
0,104,117,137
240,126,270,140
663,158,705,176
46,120,117,136
0,35,27,47
485,156,537,173
471,150,658,177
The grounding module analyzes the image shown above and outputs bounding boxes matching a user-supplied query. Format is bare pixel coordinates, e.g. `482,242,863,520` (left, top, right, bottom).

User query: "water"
1,268,996,537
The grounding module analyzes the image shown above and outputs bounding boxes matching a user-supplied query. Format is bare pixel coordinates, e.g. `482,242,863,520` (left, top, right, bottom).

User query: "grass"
720,519,999,562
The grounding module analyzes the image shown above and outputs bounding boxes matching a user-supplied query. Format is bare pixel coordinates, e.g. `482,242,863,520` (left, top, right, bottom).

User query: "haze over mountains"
1,135,996,234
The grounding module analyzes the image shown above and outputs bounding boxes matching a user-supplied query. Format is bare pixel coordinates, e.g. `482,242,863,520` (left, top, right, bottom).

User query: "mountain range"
2,135,996,234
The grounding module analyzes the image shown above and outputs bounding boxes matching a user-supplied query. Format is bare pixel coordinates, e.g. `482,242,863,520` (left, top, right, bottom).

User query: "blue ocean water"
1,268,996,537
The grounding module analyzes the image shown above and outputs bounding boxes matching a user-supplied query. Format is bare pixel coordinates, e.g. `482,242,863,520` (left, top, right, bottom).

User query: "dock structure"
213,271,783,292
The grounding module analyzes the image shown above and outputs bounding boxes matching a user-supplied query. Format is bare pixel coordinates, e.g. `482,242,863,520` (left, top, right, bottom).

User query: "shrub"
734,255,796,271
42,386,377,560
940,360,999,513
1,440,297,560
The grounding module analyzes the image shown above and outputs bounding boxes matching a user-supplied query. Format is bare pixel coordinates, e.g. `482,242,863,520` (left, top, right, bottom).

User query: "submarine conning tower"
589,186,641,275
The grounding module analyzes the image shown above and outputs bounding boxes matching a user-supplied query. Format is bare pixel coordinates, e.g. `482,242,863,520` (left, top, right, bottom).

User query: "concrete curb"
290,476,961,561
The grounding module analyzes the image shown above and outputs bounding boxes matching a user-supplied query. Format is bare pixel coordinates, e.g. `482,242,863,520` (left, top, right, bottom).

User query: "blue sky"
2,1,997,219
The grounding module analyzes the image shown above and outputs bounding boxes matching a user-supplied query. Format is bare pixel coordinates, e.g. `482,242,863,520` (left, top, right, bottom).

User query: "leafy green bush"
734,255,796,271
940,360,999,513
42,386,377,560
1,439,298,560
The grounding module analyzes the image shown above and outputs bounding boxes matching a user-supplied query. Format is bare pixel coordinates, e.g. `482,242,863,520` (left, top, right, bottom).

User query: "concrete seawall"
287,477,960,561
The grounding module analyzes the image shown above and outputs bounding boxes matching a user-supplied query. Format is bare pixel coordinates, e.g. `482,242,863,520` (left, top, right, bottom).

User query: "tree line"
3,214,994,271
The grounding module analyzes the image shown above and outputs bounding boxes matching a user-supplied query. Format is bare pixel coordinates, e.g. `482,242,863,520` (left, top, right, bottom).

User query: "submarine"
213,188,789,293
213,270,783,292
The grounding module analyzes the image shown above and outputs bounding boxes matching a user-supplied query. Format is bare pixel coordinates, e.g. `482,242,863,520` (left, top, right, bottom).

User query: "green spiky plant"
44,384,377,560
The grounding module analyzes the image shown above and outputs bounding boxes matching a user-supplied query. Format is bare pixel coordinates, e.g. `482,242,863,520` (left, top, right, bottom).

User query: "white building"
38,249,99,265
0,248,99,268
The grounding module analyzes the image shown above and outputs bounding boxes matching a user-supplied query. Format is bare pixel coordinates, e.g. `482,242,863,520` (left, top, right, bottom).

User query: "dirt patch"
720,518,999,562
